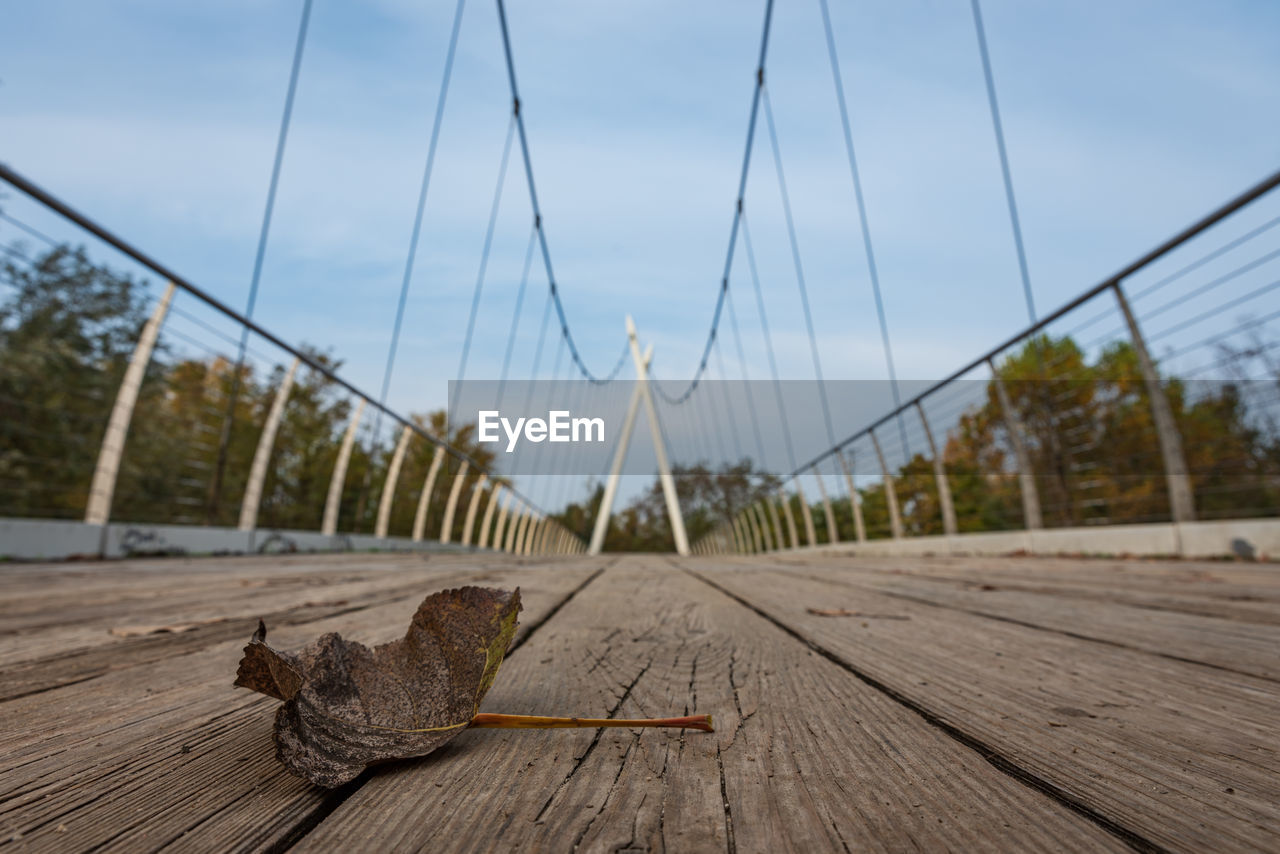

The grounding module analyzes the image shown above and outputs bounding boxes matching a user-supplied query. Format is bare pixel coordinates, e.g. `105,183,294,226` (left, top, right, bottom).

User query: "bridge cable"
760,84,839,456
494,0,626,384
551,356,591,509
724,286,769,467
739,211,798,472
526,332,568,500
817,0,907,444
646,0,776,404
451,112,518,422
970,0,1036,326
374,0,468,442
711,337,745,461
0,213,59,249
207,0,312,522
701,375,731,469
516,288,555,439
494,222,540,409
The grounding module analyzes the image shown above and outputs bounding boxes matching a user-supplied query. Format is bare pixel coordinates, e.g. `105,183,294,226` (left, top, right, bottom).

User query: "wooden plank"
693,558,1280,852
800,563,1280,679
0,552,443,672
292,557,1124,853
0,552,509,638
765,553,1280,624
0,554,553,698
0,560,602,852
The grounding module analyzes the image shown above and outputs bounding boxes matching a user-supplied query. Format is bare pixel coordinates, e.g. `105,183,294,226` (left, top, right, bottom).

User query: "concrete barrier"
807,518,1280,560
0,517,487,561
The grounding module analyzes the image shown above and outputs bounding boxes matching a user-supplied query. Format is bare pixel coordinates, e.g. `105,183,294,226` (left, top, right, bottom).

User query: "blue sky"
3,0,1279,464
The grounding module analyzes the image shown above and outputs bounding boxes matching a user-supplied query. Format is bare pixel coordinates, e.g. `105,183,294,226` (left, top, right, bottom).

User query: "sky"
3,0,1280,508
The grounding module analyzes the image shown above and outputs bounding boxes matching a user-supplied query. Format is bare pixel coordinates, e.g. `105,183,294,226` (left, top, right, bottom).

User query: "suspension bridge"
2,0,1280,850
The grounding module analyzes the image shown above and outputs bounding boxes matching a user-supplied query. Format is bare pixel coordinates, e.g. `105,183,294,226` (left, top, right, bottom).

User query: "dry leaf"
235,586,521,787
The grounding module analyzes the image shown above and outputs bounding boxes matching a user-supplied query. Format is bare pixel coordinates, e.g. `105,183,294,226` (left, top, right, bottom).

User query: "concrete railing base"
802,518,1280,561
0,517,489,562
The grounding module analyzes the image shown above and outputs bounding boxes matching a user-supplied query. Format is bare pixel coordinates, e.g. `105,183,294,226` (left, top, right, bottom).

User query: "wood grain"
693,557,1280,852
293,559,1124,853
3,551,1275,852
0,557,602,852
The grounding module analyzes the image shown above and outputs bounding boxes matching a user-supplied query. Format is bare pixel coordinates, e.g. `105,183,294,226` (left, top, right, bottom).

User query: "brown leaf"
235,586,521,787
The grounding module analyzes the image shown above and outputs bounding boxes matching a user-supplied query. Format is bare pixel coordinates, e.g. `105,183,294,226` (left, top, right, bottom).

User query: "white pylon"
587,317,690,556
587,344,650,554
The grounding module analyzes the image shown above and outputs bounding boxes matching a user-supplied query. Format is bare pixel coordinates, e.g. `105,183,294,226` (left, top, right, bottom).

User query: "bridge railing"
696,169,1280,558
0,164,582,560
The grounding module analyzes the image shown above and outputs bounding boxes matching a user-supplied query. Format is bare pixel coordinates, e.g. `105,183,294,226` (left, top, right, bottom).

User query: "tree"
551,460,779,552
0,244,149,518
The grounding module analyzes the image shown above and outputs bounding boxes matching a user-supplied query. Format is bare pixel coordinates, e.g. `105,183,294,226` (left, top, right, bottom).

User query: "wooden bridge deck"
2,551,1278,852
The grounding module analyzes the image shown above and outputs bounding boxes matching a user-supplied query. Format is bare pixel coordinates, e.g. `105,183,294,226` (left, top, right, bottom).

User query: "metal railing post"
518,513,535,555
988,358,1043,529
1113,283,1196,522
238,355,299,532
478,484,502,549
511,506,530,554
529,516,543,555
778,491,799,549
753,502,774,551
374,425,413,538
85,282,176,527
765,497,784,551
511,508,526,554
869,428,903,539
835,450,866,542
411,444,445,541
505,503,524,552
744,507,762,553
461,473,488,546
438,460,470,544
811,467,839,544
519,513,538,556
493,490,513,549
915,402,958,536
322,399,365,536
794,479,817,547
532,515,549,555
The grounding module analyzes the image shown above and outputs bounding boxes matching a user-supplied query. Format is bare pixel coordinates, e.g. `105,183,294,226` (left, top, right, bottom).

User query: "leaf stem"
470,713,713,732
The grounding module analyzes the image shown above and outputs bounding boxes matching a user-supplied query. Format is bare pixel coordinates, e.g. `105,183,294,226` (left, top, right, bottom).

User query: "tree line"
554,336,1280,550
0,243,495,539
3,242,1277,549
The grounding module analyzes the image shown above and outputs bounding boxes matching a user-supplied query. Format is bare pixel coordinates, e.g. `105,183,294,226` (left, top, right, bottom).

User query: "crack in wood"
532,654,654,823
716,745,736,854
270,563,612,853
684,568,1169,854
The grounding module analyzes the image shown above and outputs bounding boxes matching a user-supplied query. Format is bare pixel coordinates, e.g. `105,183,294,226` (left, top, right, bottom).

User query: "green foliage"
0,245,495,533
0,245,146,517
552,459,779,552
2,246,1277,544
